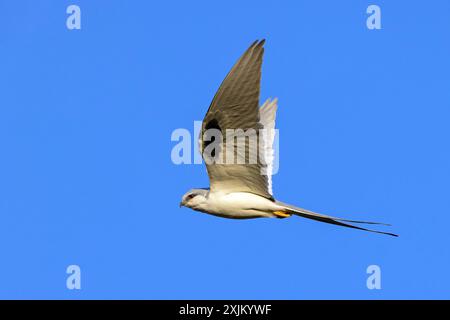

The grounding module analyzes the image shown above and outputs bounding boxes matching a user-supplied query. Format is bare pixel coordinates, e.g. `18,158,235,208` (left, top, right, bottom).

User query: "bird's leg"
273,211,292,218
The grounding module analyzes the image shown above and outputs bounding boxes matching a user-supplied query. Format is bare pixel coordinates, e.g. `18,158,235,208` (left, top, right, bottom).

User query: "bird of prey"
180,40,397,237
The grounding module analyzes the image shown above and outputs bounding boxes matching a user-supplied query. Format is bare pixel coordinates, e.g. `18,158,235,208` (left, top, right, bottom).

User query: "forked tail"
276,201,398,237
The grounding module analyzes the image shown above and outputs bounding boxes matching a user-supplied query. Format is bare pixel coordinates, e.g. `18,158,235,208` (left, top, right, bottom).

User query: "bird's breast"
204,192,279,218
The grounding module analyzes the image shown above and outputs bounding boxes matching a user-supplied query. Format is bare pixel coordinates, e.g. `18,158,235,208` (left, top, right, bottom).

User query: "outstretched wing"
199,40,274,199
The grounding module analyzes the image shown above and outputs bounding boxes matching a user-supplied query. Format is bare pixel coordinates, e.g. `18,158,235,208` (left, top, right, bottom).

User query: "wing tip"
250,39,266,49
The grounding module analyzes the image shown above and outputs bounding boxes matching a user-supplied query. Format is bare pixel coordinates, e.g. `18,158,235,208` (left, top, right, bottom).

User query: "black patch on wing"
204,118,221,158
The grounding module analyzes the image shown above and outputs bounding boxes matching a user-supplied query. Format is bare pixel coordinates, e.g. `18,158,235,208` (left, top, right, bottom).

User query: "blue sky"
1,0,449,299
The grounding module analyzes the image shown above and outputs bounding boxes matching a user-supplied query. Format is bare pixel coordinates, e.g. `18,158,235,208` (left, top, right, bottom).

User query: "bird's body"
184,189,283,219
180,40,397,237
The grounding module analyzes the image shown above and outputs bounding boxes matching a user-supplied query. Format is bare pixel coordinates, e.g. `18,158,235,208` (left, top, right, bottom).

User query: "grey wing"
199,40,273,200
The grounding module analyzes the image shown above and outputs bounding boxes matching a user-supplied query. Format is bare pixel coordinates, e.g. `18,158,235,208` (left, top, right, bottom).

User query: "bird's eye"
187,194,196,200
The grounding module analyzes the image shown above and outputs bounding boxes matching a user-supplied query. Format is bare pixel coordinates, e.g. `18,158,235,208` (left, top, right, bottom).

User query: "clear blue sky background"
1,0,449,299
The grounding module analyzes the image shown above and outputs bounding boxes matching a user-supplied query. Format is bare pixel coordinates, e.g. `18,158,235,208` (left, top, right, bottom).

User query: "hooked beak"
179,202,183,208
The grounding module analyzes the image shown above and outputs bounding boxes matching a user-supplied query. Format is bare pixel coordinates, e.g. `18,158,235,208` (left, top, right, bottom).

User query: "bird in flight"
180,40,397,237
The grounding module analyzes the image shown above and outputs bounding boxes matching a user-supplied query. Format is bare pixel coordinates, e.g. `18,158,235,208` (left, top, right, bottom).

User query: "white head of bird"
180,189,208,210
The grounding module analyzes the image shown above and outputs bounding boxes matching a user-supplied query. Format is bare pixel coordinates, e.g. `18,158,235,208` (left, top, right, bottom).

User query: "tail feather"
277,201,398,237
